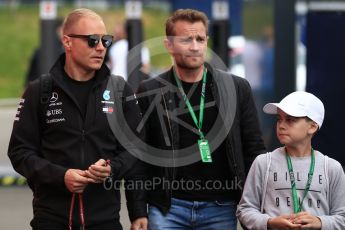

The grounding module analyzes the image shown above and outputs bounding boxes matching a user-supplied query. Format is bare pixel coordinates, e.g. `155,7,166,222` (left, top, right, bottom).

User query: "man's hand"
130,217,148,230
64,169,89,193
85,159,111,183
290,212,322,229
267,215,301,230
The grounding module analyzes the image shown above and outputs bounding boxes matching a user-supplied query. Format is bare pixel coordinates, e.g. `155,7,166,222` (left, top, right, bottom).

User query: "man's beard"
174,55,204,70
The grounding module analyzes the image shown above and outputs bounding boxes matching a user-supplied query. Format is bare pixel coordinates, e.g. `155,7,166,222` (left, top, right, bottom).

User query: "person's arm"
7,81,68,189
131,217,148,230
108,81,148,222
236,154,272,230
124,159,148,224
316,159,345,230
267,215,301,229
84,159,111,184
237,154,300,230
237,77,266,171
124,82,148,223
107,82,146,179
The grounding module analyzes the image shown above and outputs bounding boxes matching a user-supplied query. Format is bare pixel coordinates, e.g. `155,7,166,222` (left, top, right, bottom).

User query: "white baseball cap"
263,91,325,128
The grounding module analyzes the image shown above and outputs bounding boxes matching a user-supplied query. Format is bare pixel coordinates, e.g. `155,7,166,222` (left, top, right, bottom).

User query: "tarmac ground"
0,186,131,229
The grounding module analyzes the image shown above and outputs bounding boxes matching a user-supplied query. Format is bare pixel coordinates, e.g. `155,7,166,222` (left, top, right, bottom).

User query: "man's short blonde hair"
62,8,103,34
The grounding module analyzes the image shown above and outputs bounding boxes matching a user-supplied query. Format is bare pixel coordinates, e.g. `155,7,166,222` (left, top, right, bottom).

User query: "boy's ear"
308,121,319,135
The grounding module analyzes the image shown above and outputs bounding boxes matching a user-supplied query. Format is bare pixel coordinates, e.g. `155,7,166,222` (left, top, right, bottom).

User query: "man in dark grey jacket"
136,9,265,230
8,8,147,230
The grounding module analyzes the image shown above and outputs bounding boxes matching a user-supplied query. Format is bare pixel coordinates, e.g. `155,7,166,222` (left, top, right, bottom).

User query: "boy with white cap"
236,91,345,230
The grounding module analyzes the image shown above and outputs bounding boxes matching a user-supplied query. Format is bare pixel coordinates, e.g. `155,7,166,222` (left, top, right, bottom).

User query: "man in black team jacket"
8,8,147,230
136,9,265,229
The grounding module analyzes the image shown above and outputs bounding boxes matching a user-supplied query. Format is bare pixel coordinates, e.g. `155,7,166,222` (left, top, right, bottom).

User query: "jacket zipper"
161,88,175,207
81,129,85,168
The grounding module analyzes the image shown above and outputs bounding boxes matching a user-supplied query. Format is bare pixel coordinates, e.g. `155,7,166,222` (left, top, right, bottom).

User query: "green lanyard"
285,148,315,213
173,67,207,140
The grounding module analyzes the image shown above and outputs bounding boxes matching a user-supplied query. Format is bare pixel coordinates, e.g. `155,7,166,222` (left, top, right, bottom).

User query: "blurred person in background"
243,25,275,148
106,22,150,91
8,8,147,230
25,18,64,86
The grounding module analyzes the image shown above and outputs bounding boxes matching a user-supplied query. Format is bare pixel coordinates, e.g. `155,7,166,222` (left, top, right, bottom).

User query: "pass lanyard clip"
286,148,315,213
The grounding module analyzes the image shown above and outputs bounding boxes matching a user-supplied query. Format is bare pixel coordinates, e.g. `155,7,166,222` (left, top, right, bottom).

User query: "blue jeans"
148,198,237,230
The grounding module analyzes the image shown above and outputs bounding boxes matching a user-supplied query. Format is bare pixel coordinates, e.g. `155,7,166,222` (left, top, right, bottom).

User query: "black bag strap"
40,73,52,104
38,74,53,135
110,74,126,104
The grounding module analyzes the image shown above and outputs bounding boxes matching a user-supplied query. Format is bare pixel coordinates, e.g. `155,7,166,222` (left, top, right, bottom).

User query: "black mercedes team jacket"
8,55,147,226
137,64,266,214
